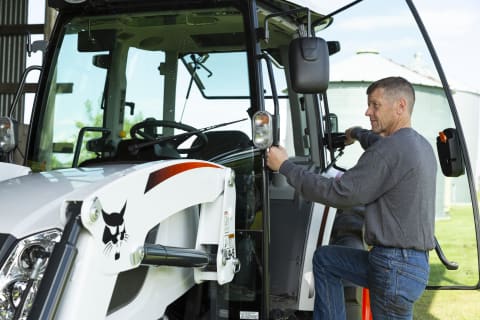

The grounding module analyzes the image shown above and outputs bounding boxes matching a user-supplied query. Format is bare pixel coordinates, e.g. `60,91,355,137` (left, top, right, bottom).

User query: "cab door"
317,0,480,318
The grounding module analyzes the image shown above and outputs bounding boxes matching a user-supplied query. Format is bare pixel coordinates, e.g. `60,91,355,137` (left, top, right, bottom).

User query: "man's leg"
368,247,429,319
312,245,369,320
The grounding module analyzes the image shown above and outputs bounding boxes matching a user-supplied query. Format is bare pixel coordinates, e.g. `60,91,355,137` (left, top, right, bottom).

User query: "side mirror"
436,128,465,177
289,37,329,93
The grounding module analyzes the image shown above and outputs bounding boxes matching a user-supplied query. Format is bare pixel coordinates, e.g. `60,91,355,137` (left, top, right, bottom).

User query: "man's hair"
366,76,415,112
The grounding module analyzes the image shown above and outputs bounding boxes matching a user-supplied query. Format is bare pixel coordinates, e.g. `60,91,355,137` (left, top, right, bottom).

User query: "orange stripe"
144,162,221,193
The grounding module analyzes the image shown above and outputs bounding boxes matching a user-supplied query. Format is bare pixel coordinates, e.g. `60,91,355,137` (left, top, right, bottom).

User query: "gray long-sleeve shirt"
279,127,437,250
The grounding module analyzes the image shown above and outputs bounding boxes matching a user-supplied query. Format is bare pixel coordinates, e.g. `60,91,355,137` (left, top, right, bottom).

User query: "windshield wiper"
179,54,213,121
183,54,212,97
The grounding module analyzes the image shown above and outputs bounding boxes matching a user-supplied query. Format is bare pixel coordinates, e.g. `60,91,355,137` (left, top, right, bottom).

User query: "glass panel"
124,48,166,122
183,52,250,97
30,34,107,170
318,0,479,288
176,52,251,133
29,7,253,170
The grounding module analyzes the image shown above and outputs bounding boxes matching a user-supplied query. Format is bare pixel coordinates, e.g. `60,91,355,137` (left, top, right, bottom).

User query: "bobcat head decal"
102,202,128,260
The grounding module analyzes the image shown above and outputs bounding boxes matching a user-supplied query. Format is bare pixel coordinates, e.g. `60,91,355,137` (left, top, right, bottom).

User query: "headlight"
0,229,61,319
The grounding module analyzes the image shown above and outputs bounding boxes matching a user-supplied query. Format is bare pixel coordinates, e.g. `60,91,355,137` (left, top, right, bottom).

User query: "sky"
28,0,479,92
296,0,480,92
414,0,480,90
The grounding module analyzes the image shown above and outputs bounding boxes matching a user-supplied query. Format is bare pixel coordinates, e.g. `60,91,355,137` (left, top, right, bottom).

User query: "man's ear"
397,97,408,115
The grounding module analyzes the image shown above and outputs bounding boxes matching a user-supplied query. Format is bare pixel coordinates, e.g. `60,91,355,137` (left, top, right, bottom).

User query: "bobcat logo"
102,202,128,260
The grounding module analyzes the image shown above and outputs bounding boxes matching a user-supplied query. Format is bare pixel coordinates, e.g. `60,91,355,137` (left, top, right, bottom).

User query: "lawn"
414,205,480,319
415,290,480,319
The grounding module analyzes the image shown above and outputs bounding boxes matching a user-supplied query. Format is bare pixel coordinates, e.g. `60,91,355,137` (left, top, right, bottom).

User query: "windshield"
28,7,253,170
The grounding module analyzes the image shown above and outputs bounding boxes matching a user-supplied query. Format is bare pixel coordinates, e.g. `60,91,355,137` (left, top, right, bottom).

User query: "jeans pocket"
395,268,428,306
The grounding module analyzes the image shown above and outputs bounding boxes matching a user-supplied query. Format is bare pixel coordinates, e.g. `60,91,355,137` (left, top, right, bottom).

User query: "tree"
70,99,144,165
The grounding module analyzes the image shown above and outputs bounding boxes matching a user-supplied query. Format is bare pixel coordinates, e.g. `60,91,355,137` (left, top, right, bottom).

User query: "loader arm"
30,160,238,319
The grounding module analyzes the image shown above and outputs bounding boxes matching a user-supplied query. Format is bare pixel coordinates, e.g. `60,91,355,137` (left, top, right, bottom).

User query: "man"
267,77,436,319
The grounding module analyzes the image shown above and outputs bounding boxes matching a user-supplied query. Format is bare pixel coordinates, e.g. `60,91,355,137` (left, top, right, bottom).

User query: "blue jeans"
312,245,429,320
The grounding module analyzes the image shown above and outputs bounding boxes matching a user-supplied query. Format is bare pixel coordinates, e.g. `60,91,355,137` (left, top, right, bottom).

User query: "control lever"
323,132,346,151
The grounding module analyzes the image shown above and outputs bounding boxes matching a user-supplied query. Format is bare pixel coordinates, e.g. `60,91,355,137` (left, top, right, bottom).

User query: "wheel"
130,119,208,154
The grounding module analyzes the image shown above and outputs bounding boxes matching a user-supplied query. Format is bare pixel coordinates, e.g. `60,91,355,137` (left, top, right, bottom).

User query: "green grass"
414,205,480,319
415,290,480,319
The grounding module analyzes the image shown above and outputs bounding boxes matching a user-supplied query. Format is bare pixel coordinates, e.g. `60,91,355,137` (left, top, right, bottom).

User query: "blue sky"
25,0,478,125
298,0,480,92
29,0,478,91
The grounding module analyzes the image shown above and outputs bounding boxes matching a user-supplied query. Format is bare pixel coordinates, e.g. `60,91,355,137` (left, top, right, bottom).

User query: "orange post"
362,288,372,320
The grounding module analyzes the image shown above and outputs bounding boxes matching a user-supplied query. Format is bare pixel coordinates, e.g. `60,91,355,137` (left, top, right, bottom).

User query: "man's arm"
266,143,391,208
347,127,381,150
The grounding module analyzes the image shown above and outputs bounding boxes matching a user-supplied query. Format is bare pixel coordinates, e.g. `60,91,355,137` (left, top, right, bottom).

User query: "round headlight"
18,245,49,273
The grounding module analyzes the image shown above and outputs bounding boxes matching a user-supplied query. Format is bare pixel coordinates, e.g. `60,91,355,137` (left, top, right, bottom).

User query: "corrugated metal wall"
0,0,28,122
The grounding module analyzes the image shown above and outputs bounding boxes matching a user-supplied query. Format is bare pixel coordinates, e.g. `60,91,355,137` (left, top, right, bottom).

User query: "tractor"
0,0,478,319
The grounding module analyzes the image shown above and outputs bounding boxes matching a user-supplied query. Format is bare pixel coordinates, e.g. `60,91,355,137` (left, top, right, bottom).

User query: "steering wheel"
129,119,208,154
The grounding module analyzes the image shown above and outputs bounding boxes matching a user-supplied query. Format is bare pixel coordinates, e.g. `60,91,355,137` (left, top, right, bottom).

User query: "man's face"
365,88,399,136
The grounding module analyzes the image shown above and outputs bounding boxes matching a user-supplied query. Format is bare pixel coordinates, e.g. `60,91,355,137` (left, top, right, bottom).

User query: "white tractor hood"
0,164,135,238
